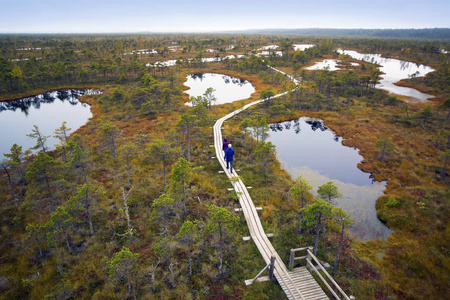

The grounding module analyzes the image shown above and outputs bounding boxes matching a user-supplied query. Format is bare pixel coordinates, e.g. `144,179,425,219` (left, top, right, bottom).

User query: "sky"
0,0,449,33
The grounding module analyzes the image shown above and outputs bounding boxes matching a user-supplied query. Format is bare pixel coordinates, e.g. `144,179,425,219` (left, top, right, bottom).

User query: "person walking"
222,138,229,153
224,143,235,173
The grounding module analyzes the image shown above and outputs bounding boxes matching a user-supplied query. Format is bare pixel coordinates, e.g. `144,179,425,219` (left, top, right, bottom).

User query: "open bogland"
0,34,449,299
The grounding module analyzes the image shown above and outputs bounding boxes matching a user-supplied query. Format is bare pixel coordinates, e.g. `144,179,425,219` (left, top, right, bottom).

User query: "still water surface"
267,117,392,241
146,54,246,68
293,44,315,51
0,90,95,158
184,73,255,106
306,59,343,71
338,49,435,102
148,45,315,67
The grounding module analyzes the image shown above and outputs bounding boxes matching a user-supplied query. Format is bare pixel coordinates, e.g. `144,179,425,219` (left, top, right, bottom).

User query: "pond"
266,117,392,241
293,44,315,51
306,59,343,71
257,51,283,57
146,45,314,68
258,45,279,50
146,54,246,68
257,44,315,57
306,59,360,71
337,49,435,102
0,89,96,159
184,73,255,106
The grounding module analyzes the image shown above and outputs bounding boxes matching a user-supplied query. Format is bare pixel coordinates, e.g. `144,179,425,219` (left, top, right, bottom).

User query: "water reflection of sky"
184,73,255,106
267,117,392,241
306,59,342,71
0,90,95,159
146,55,246,67
337,49,435,102
258,45,279,50
293,44,315,51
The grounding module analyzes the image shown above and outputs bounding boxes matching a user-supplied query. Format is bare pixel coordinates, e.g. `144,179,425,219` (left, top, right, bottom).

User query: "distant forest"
223,28,450,39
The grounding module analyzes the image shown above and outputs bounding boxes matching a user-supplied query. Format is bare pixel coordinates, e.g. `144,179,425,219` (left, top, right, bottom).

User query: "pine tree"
177,113,197,162
99,123,120,163
3,143,26,185
290,176,314,233
53,121,71,162
254,141,276,181
207,205,238,276
332,207,354,275
148,139,178,190
177,220,199,278
301,198,334,255
27,125,50,153
150,193,175,236
25,152,57,212
107,247,139,294
375,136,395,162
168,157,192,215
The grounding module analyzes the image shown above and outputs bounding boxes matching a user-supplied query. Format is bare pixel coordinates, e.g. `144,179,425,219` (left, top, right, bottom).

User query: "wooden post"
289,249,295,270
306,257,311,272
269,256,275,280
306,247,313,272
306,248,312,272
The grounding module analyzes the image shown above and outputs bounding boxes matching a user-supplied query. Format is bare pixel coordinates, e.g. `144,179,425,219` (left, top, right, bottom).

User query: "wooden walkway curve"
213,85,328,299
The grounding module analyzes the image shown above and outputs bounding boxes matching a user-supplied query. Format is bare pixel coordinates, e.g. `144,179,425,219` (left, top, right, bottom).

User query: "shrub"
381,96,400,106
385,196,401,208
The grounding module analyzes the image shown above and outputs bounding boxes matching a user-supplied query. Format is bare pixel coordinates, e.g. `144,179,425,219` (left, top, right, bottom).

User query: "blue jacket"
224,147,234,161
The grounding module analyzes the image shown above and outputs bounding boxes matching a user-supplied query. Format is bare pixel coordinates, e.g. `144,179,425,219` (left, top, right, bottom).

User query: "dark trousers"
226,160,233,173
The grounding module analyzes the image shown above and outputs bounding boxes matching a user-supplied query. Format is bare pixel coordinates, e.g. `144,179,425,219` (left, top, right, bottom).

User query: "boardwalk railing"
289,247,313,270
289,247,355,300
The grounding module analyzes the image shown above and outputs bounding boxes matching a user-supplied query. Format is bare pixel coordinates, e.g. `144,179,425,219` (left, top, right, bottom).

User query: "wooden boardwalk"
284,268,329,300
213,91,328,299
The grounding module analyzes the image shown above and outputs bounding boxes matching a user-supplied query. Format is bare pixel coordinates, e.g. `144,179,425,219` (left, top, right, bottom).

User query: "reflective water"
337,49,435,102
293,44,315,51
306,59,343,71
10,58,42,62
146,54,246,67
123,49,158,55
257,51,283,57
16,47,50,51
148,60,177,67
184,73,255,106
306,59,360,71
257,44,315,56
258,45,279,50
267,117,392,241
147,45,314,67
0,89,96,158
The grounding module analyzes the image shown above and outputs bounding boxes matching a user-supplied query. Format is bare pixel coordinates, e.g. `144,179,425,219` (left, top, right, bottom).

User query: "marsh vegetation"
0,33,448,299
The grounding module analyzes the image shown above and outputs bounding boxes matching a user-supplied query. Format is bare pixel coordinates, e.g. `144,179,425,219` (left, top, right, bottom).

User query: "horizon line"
1,27,449,35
